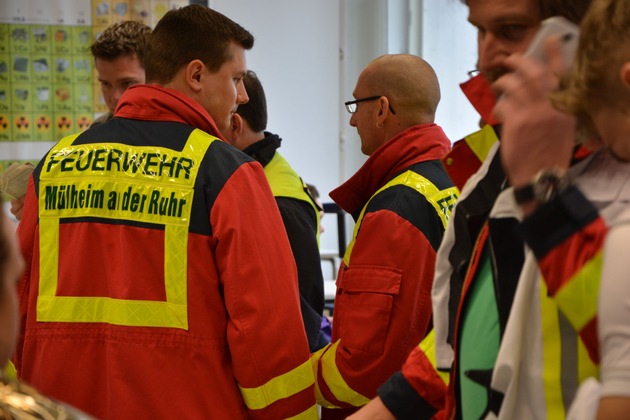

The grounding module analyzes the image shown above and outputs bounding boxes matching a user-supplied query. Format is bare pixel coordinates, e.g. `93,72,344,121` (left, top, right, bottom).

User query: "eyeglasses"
344,96,396,114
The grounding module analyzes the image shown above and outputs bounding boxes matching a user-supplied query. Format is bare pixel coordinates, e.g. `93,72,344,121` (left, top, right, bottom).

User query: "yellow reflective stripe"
465,124,498,163
343,170,459,266
36,296,188,327
264,153,321,244
420,329,449,385
554,251,602,331
577,337,598,384
540,281,566,419
38,218,59,297
285,404,318,420
36,131,215,329
239,359,314,411
164,224,187,307
310,344,334,407
318,340,370,407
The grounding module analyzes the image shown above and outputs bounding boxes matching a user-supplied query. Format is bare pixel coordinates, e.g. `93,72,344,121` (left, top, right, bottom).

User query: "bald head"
359,54,441,125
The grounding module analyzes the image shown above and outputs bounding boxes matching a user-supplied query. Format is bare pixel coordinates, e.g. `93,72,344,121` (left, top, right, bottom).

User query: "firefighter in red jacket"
14,6,316,419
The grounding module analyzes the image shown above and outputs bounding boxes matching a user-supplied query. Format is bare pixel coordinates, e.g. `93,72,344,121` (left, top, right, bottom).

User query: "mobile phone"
525,16,580,69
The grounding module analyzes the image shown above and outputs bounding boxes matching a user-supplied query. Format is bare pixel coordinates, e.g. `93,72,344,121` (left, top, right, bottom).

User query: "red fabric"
580,317,600,364
538,217,606,295
441,75,498,190
402,345,448,411
15,89,314,419
441,138,483,191
459,74,498,127
115,84,225,141
330,123,451,214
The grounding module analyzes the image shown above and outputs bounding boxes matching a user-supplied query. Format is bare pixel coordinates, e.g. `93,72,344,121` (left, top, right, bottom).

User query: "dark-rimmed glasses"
344,96,396,114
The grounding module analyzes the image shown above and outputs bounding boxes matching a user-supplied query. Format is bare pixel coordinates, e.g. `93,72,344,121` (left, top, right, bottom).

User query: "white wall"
210,0,478,253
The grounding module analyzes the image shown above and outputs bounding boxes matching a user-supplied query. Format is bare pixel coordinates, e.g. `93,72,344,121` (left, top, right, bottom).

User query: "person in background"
312,53,459,419
350,0,595,418
224,70,327,351
90,20,151,126
0,209,92,419
14,5,316,419
9,20,151,221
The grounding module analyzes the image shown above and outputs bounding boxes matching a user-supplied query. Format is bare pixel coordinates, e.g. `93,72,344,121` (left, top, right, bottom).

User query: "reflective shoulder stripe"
36,130,216,329
465,124,498,163
343,170,459,266
419,329,450,385
316,340,370,408
239,359,314,411
264,152,320,242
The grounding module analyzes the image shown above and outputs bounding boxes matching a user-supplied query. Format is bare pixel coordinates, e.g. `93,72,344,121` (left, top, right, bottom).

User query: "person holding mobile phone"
495,0,630,418
349,1,598,419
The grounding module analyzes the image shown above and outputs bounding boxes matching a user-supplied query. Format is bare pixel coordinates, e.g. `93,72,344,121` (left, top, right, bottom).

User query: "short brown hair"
145,5,254,84
90,20,151,66
461,0,593,24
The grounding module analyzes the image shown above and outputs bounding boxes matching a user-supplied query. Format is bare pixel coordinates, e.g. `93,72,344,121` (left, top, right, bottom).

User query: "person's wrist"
513,167,568,214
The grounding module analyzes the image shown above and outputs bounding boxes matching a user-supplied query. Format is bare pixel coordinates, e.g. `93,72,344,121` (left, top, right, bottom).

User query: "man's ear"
376,96,390,126
186,59,205,92
229,113,244,143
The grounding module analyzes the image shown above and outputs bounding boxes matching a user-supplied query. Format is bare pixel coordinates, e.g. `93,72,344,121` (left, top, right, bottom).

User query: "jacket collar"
242,132,282,167
114,84,225,140
330,123,451,215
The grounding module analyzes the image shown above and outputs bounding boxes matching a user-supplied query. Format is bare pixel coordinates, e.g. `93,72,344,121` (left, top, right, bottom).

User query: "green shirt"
458,246,500,419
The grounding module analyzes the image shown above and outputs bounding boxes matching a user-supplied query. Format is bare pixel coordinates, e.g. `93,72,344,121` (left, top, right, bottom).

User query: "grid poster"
0,0,187,176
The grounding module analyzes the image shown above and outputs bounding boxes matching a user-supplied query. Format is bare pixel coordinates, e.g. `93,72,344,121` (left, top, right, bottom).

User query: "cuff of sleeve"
378,371,437,420
518,185,599,259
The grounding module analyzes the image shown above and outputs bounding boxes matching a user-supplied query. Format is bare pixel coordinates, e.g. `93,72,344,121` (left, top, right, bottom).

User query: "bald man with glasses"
311,53,459,419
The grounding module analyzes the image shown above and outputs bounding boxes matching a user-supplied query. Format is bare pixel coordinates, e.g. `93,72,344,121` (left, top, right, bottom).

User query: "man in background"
90,20,151,126
224,70,327,351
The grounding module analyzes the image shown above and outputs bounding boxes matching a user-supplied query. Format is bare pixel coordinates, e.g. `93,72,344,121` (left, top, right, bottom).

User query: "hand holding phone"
525,16,580,70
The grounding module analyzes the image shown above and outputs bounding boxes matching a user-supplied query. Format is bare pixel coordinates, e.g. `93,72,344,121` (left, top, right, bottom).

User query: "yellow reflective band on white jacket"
420,329,450,385
554,251,602,331
239,359,314,410
311,340,371,408
343,170,458,266
36,130,214,329
540,281,598,419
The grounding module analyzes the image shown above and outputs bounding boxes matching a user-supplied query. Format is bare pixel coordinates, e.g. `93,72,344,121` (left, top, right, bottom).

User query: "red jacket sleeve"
204,161,317,419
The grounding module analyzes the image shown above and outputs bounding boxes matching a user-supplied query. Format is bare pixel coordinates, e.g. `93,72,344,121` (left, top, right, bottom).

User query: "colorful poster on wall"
0,0,188,192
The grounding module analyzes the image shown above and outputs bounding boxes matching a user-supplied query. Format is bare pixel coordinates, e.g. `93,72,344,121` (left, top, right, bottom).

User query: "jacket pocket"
335,265,402,354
